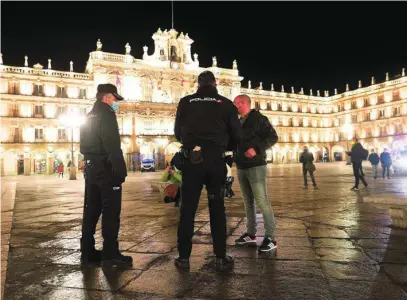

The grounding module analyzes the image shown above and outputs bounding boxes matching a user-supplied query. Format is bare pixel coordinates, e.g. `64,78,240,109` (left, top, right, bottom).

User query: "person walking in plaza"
233,94,278,252
380,148,392,179
347,138,368,191
57,162,64,178
299,146,317,188
368,149,380,179
79,83,132,267
173,71,242,271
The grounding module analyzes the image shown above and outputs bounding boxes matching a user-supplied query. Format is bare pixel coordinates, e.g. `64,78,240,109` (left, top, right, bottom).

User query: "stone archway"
331,144,345,162
164,142,181,167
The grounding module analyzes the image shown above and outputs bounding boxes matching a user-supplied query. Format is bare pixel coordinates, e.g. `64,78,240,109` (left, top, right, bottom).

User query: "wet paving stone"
262,260,324,279
307,227,350,238
320,261,390,281
3,284,54,300
187,273,263,299
312,238,356,249
259,278,334,300
8,247,75,264
328,280,407,300
123,269,200,297
42,288,115,300
2,163,407,299
364,249,407,264
127,241,175,254
316,248,373,262
381,264,407,285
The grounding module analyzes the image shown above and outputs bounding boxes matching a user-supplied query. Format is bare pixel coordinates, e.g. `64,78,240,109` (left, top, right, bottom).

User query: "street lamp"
59,112,86,180
341,123,353,165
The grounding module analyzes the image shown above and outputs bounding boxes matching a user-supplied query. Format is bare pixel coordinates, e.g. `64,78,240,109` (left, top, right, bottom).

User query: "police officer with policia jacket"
79,83,133,267
173,71,242,271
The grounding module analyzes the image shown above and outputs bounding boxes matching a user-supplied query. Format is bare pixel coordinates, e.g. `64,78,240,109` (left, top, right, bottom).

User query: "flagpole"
171,1,174,29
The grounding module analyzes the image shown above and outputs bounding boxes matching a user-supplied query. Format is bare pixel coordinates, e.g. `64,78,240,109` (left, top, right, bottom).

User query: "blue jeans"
237,165,276,240
371,164,378,178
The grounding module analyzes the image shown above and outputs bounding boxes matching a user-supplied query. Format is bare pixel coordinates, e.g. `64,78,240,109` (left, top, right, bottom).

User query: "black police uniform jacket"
235,109,278,169
80,100,127,184
174,86,242,151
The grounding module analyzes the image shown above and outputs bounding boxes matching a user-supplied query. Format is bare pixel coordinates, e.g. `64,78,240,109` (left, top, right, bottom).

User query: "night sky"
2,1,406,94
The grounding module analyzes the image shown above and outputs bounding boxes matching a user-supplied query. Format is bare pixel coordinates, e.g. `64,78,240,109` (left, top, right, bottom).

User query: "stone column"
0,157,4,176
47,155,55,174
24,157,31,175
132,113,140,171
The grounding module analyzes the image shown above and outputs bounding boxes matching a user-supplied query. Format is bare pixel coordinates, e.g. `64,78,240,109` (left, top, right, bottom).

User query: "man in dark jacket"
347,138,368,191
233,94,278,252
173,71,242,271
299,146,317,188
380,148,392,179
79,84,132,267
368,149,380,179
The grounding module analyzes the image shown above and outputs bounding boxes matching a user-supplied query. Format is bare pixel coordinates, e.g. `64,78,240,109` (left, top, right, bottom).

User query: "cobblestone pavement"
1,162,407,300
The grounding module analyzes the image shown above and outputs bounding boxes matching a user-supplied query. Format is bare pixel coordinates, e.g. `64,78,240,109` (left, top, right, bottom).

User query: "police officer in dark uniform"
80,83,133,267
174,71,242,271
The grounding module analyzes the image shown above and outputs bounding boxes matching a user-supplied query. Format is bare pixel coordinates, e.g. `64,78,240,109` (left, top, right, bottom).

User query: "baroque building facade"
0,28,406,175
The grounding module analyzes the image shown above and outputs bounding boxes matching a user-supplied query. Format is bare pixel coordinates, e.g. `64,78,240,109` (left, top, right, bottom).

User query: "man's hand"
245,148,256,158
168,168,175,175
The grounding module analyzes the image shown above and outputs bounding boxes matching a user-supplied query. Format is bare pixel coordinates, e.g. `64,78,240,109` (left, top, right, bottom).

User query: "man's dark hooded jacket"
235,109,278,169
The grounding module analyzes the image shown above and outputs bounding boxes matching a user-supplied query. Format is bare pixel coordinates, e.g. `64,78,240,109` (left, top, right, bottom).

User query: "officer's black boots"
102,251,133,268
80,249,102,265
215,254,234,271
174,256,190,269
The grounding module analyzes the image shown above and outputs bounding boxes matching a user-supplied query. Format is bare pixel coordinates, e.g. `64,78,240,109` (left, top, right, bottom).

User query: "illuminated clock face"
171,62,179,70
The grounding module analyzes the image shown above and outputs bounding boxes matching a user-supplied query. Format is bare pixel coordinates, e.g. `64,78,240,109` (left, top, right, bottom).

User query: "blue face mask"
111,102,119,112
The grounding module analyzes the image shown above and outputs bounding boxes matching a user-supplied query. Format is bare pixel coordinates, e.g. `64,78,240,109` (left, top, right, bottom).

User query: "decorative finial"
96,39,102,51
259,82,263,90
371,76,375,85
358,80,362,88
310,89,313,96
300,87,304,95
157,28,162,34
248,80,251,89
271,83,274,91
232,59,237,70
281,85,285,92
325,90,329,97
24,55,28,67
317,90,321,97
346,83,349,91
125,43,131,55
143,45,148,54
386,72,389,81
0,53,3,65
193,53,198,62
335,88,338,95
70,61,73,72
291,86,294,94
48,59,52,69
212,56,217,67
403,68,405,77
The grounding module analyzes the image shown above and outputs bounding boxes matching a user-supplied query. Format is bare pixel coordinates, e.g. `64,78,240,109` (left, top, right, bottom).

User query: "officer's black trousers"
81,164,122,255
352,161,367,189
177,151,227,259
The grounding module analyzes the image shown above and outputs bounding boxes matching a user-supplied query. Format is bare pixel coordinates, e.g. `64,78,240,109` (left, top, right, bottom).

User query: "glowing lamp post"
59,112,86,180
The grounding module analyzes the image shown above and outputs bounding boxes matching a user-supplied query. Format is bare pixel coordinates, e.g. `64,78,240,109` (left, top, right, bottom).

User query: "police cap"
97,83,124,101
